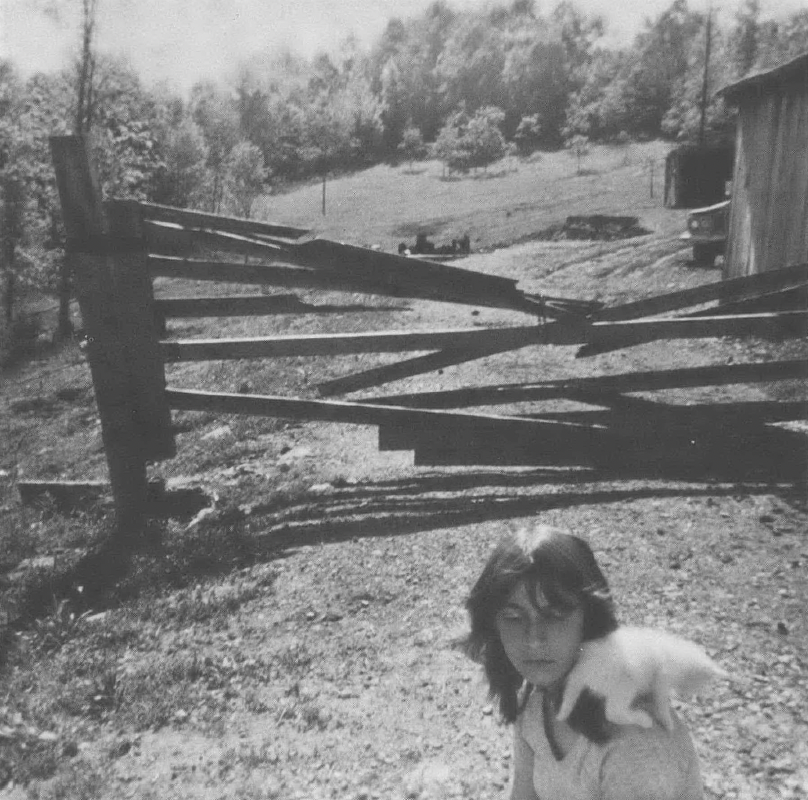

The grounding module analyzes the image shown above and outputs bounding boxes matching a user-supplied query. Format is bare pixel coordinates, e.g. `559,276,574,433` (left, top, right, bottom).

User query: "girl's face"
495,580,585,689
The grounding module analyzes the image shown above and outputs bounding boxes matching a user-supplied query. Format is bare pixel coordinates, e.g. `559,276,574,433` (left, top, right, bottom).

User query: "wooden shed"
718,51,808,279
663,141,733,209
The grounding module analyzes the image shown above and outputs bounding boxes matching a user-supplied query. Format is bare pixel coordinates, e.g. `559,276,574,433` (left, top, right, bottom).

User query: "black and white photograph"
1,1,807,798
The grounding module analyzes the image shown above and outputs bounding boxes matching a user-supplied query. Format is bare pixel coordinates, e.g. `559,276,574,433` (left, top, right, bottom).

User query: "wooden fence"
50,136,808,546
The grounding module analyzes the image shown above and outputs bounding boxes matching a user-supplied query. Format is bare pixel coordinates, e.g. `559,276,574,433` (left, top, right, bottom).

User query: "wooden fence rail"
49,134,808,546
159,312,808,364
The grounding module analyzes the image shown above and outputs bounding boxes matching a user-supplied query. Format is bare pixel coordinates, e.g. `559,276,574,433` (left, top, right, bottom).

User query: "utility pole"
698,5,713,145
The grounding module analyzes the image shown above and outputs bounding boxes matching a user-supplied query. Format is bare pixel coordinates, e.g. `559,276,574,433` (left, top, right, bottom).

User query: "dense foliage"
1,0,807,353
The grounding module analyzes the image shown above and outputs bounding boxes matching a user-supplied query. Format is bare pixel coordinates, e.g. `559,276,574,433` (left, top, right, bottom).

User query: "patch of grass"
28,598,92,654
24,759,105,800
117,651,205,731
255,141,674,251
135,570,278,629
276,643,313,678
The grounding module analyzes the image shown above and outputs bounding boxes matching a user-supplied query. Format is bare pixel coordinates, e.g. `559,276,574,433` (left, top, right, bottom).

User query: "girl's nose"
525,615,549,643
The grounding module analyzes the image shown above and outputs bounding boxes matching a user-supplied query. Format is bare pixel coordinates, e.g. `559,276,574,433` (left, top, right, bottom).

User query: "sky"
1,0,805,94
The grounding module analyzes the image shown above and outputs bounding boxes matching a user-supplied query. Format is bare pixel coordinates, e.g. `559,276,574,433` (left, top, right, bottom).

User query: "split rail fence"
50,136,808,545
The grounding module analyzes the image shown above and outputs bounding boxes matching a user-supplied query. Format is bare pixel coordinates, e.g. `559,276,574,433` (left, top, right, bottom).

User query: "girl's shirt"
510,690,704,800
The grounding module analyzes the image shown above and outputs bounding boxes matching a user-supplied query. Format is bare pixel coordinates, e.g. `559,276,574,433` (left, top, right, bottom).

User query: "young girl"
464,525,705,800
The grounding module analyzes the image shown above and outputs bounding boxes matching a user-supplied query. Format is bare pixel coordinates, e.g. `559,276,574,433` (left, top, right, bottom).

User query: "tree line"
1,0,807,359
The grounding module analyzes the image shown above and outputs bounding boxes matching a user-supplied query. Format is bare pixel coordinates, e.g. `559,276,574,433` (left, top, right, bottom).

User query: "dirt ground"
2,229,807,800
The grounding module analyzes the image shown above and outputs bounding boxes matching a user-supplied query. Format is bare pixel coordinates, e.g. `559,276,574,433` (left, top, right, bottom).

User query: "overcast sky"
1,0,805,94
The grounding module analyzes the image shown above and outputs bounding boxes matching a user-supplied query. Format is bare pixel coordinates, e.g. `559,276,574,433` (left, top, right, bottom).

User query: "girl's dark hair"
463,525,618,741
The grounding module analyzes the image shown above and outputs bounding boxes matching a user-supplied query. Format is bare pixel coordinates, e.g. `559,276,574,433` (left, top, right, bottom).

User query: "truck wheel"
693,244,716,267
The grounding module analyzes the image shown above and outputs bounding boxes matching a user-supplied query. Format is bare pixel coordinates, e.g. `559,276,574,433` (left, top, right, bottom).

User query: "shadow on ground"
4,423,804,631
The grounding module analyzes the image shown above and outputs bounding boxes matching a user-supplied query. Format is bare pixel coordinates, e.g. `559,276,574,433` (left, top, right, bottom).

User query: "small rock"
62,740,79,757
202,425,231,441
482,705,493,716
37,731,58,742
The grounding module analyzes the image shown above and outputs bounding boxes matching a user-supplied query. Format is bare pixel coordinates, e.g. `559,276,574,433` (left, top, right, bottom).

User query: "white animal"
557,626,727,731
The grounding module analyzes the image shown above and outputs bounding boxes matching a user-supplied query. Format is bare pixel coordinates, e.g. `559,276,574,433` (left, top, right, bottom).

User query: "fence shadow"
6,427,803,632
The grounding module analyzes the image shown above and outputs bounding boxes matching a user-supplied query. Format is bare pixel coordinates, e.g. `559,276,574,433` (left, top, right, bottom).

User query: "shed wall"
724,85,808,278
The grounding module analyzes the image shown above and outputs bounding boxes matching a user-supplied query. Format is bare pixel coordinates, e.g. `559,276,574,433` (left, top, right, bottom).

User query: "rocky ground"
1,230,807,800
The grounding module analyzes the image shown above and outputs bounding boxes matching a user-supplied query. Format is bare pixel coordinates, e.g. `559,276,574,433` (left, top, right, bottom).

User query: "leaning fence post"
104,198,175,462
49,136,173,547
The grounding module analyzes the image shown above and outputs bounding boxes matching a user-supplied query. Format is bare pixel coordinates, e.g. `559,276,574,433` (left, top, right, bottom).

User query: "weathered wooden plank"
523,400,808,426
317,343,511,396
369,359,808,409
750,93,779,276
144,221,287,260
763,92,792,275
380,399,806,455
104,200,175,460
577,309,808,358
784,91,808,269
50,136,149,545
286,239,586,316
161,311,808,363
164,388,602,445
150,255,333,286
162,324,542,361
685,286,808,316
594,262,808,322
148,256,548,314
155,294,397,318
138,201,310,241
724,105,753,278
289,238,518,295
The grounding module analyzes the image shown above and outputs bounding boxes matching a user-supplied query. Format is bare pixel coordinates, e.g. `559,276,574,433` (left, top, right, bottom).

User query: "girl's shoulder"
597,715,704,799
518,692,704,800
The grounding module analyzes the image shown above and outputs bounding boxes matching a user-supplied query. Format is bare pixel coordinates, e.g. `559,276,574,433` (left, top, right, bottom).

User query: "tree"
730,0,761,77
514,114,544,154
75,0,99,134
1,66,71,343
464,106,507,170
566,134,589,175
151,118,209,208
190,81,241,211
621,0,705,137
397,123,427,168
433,107,470,174
437,15,507,120
433,106,506,175
224,141,266,219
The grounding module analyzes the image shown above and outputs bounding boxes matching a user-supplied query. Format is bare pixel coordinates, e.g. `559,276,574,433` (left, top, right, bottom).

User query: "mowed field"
254,141,677,251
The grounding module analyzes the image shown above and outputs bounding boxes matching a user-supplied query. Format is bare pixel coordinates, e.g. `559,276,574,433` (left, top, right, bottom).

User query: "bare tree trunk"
2,239,15,326
698,7,713,145
57,0,97,341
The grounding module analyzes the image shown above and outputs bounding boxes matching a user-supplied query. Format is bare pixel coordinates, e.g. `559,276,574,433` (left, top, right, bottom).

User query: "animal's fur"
557,626,727,731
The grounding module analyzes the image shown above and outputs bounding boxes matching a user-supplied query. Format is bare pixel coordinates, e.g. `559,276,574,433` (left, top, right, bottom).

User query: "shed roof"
718,50,808,104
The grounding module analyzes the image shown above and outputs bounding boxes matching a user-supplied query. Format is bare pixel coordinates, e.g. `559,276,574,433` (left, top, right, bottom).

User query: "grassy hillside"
254,141,677,252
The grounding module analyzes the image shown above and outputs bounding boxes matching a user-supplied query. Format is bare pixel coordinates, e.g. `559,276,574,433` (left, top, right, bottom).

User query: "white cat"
557,626,727,731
